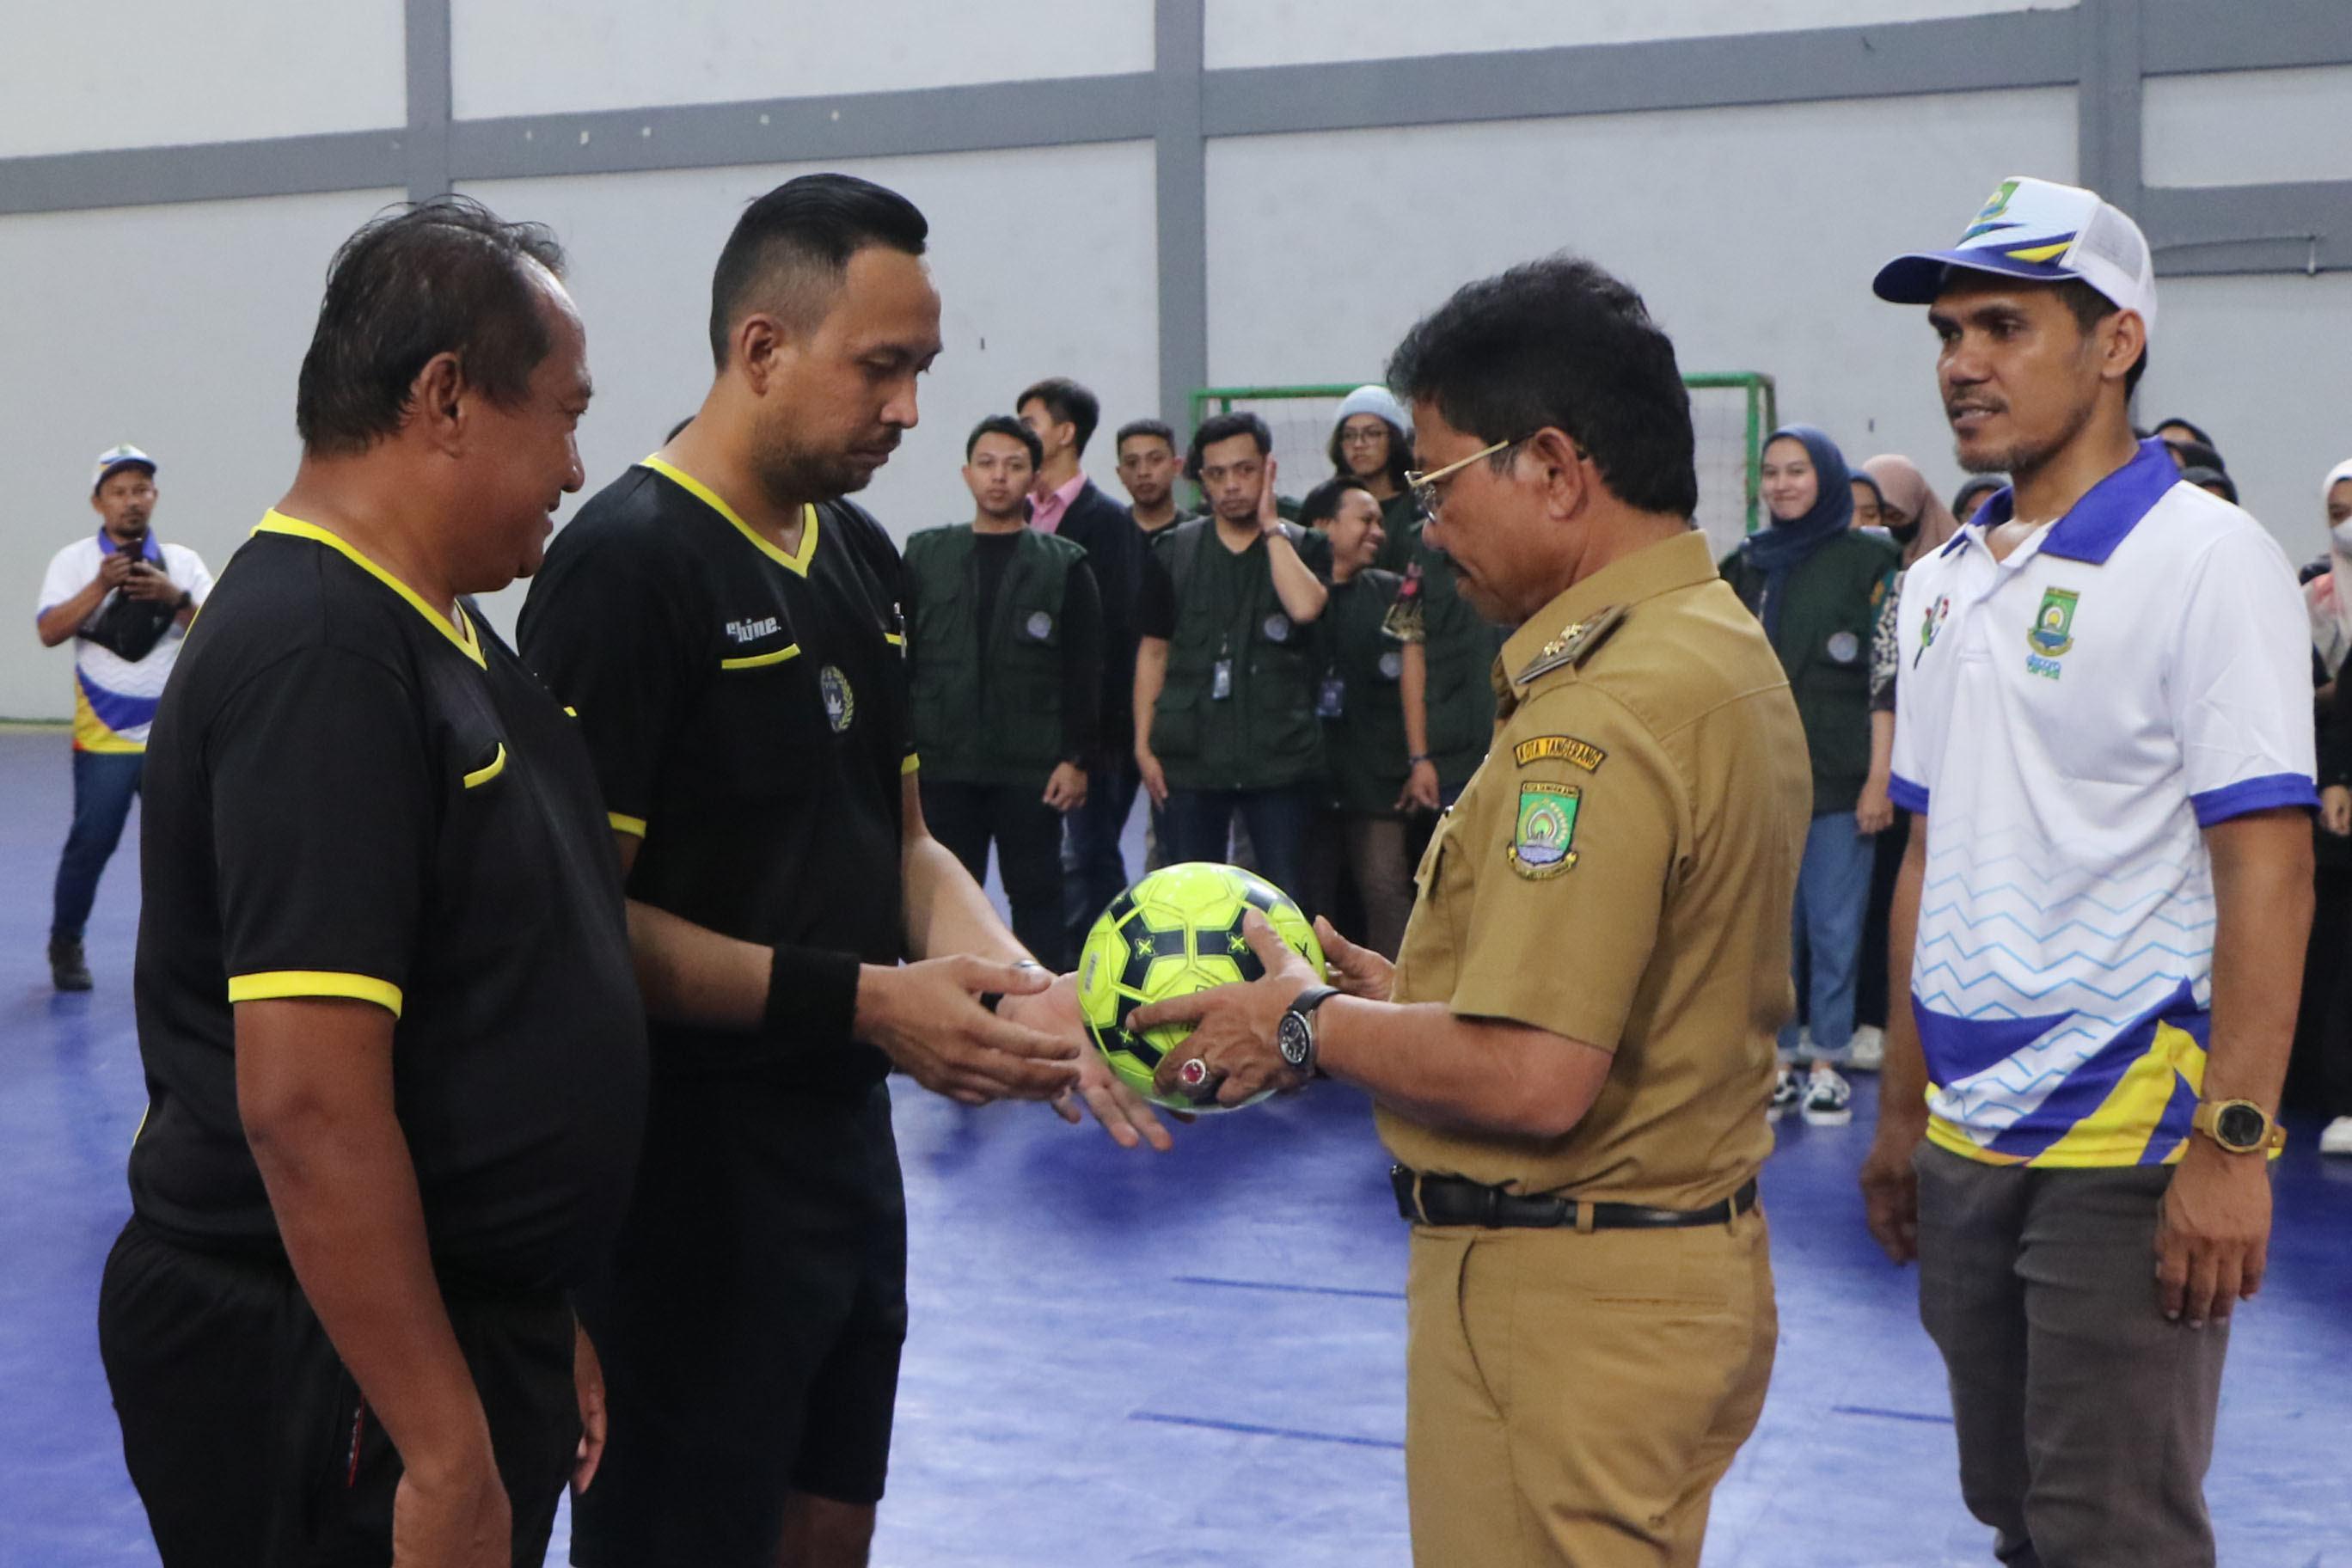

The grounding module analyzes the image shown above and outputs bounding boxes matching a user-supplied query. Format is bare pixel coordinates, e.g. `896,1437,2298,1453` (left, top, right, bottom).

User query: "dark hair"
1018,377,1100,456
1850,470,1885,508
708,173,928,369
2154,416,2214,448
2168,438,2225,475
1185,411,1273,482
2178,465,2239,505
1326,414,1411,491
965,413,1042,468
295,198,566,456
2053,279,2148,397
1298,475,1374,529
1951,473,2006,520
1116,418,1179,456
1386,254,1698,516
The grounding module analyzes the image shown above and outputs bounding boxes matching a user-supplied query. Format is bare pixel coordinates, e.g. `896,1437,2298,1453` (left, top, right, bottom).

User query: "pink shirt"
1027,470,1087,536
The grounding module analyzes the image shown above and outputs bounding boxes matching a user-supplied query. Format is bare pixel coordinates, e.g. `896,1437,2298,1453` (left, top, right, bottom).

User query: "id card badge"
1316,676,1345,719
1210,657,1234,701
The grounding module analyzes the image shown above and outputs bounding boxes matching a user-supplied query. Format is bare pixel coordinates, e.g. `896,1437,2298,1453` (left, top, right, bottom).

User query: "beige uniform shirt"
1378,531,1810,1210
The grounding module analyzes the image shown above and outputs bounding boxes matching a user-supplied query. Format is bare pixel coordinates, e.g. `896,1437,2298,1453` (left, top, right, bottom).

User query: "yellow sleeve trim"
462,744,506,789
229,971,404,1018
609,812,647,837
883,632,905,647
720,643,801,671
901,752,921,775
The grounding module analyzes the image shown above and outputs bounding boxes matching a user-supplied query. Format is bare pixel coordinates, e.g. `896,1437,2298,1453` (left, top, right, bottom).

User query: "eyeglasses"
1406,438,1518,522
1338,426,1389,447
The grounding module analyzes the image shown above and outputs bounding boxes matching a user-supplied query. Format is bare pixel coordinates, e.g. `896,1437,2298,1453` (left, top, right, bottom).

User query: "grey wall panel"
2143,0,2352,76
2077,0,2144,212
1155,0,1207,427
2143,180,2352,275
405,0,453,201
1201,9,2082,138
449,75,1156,183
0,133,407,216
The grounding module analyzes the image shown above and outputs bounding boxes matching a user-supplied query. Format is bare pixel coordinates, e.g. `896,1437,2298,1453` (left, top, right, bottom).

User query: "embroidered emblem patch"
1512,735,1607,773
1826,630,1860,665
2028,587,2079,657
820,665,855,732
1025,610,1053,640
1377,649,1404,680
1509,782,1581,878
1263,613,1292,643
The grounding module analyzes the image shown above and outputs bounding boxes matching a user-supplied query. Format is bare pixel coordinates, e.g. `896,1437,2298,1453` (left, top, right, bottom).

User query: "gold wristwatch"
2190,1099,2284,1155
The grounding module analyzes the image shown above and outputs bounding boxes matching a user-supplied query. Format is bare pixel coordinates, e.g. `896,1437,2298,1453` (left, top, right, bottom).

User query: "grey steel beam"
0,132,406,215
2144,0,2352,76
2078,0,2146,211
405,0,453,201
1201,9,2082,138
2145,180,2352,276
1155,0,1207,428
449,74,1155,183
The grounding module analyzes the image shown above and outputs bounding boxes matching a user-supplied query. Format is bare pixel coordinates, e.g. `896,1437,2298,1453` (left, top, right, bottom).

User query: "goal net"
1191,372,1776,563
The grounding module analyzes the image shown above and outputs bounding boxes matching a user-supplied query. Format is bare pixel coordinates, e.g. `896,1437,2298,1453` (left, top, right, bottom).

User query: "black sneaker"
49,938,92,992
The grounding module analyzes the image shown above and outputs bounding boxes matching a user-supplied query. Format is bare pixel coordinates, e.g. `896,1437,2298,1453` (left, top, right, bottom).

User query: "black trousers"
1854,807,1911,1031
97,1218,578,1568
922,777,1069,970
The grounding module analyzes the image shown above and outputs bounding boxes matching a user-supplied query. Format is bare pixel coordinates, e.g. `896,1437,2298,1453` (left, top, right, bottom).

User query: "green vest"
1719,530,1899,816
905,524,1087,784
1375,511,1502,787
1317,569,1411,816
1150,519,1324,791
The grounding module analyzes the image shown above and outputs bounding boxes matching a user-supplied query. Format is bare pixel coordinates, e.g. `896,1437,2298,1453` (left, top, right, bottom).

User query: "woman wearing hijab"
2305,461,2352,1157
1850,456,1963,1065
1720,426,1901,1125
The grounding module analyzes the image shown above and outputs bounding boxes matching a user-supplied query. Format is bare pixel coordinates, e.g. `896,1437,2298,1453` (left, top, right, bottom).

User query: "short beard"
749,413,879,507
1956,389,2097,489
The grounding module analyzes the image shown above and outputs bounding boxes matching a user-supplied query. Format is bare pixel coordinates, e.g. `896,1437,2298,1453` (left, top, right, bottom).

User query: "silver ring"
1177,1057,1211,1090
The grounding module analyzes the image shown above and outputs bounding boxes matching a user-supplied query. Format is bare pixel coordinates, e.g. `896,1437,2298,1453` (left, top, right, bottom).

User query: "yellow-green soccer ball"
1075,862,1327,1113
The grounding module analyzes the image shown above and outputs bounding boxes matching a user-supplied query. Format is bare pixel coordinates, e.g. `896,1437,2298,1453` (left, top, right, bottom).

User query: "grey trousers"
1914,1145,2232,1568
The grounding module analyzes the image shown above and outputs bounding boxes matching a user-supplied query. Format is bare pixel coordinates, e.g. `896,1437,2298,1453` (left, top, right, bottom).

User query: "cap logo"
1960,179,2023,241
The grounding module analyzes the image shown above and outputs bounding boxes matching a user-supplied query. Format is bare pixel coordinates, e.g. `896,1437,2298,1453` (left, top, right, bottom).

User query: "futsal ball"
1075,861,1327,1113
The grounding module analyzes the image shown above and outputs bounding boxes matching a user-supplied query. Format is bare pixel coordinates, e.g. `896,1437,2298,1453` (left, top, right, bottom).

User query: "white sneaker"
2320,1116,2352,1157
1847,1025,1885,1072
1769,1068,1804,1123
1802,1067,1854,1126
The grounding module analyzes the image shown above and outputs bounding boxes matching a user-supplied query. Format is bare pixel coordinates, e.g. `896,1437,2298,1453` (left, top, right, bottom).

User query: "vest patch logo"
1826,630,1860,665
726,616,781,644
1513,735,1606,773
1025,610,1054,640
2026,586,2079,680
1509,781,1581,879
820,665,855,732
1263,613,1292,644
1377,649,1404,681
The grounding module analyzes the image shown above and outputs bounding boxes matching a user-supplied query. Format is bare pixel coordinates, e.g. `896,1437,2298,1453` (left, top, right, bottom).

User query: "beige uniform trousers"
1405,1205,1776,1567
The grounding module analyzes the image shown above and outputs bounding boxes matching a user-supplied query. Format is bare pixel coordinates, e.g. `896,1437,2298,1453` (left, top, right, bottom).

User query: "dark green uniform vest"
1719,530,1899,816
1376,511,1503,787
1317,569,1411,817
1150,519,1325,792
905,524,1087,785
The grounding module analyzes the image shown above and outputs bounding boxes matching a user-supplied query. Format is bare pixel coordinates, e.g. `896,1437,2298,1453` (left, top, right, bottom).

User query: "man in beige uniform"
1133,256,1810,1566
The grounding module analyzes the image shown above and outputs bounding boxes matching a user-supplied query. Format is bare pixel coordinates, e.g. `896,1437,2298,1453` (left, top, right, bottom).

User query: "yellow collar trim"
640,455,819,577
254,511,485,668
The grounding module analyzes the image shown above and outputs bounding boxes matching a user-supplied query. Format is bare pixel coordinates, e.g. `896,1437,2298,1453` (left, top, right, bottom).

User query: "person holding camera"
34,445,211,991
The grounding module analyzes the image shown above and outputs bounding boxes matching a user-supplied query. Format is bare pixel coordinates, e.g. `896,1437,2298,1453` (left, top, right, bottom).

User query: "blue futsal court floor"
2,726,2347,1566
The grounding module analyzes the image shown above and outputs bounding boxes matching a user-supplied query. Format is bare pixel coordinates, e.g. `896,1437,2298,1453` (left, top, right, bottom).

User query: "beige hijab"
2305,459,2352,676
1862,455,1961,567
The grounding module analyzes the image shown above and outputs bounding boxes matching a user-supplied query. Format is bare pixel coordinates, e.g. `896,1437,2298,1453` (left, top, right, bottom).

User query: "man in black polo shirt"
904,415,1103,969
520,174,1165,1568
98,199,644,1567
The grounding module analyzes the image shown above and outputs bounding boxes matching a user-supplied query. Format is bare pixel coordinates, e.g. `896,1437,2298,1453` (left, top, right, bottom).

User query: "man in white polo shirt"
1858,177,2315,1567
35,446,212,990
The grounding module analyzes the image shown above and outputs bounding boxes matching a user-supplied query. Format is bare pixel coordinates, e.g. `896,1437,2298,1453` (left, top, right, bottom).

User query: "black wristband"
763,944,862,1049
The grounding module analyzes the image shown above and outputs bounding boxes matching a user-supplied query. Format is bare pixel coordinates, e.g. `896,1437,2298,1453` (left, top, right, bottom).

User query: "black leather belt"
1391,1167,1759,1231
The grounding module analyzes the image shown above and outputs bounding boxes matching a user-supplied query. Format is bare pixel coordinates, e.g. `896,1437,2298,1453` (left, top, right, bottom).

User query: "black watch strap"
1292,984,1342,1017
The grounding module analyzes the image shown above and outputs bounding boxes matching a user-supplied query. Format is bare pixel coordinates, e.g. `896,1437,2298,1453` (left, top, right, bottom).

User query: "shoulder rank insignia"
1513,603,1628,686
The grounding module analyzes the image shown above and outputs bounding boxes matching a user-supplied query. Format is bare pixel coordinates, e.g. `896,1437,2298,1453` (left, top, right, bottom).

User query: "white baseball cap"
1873,176,2158,343
91,444,156,493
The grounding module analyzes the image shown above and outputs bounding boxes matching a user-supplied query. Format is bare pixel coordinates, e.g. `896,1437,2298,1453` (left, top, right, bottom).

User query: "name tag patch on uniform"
1512,735,1606,772
1826,630,1860,665
820,665,856,732
1025,610,1053,640
1510,782,1581,878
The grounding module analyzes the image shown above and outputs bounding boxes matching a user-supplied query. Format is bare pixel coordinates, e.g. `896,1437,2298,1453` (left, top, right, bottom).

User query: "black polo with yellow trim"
518,458,915,1094
127,512,647,1291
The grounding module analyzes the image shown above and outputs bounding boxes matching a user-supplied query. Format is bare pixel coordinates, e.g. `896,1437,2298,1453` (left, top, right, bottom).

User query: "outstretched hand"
1052,1047,1178,1151
1133,912,1315,1108
856,957,1081,1106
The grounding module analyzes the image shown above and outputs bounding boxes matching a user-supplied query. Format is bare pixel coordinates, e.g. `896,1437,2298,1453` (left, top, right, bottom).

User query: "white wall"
0,189,406,720
2138,273,2352,564
456,140,1161,640
0,1,405,157
1205,89,2077,544
2143,65,2352,190
1204,0,2073,70
452,0,1155,120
